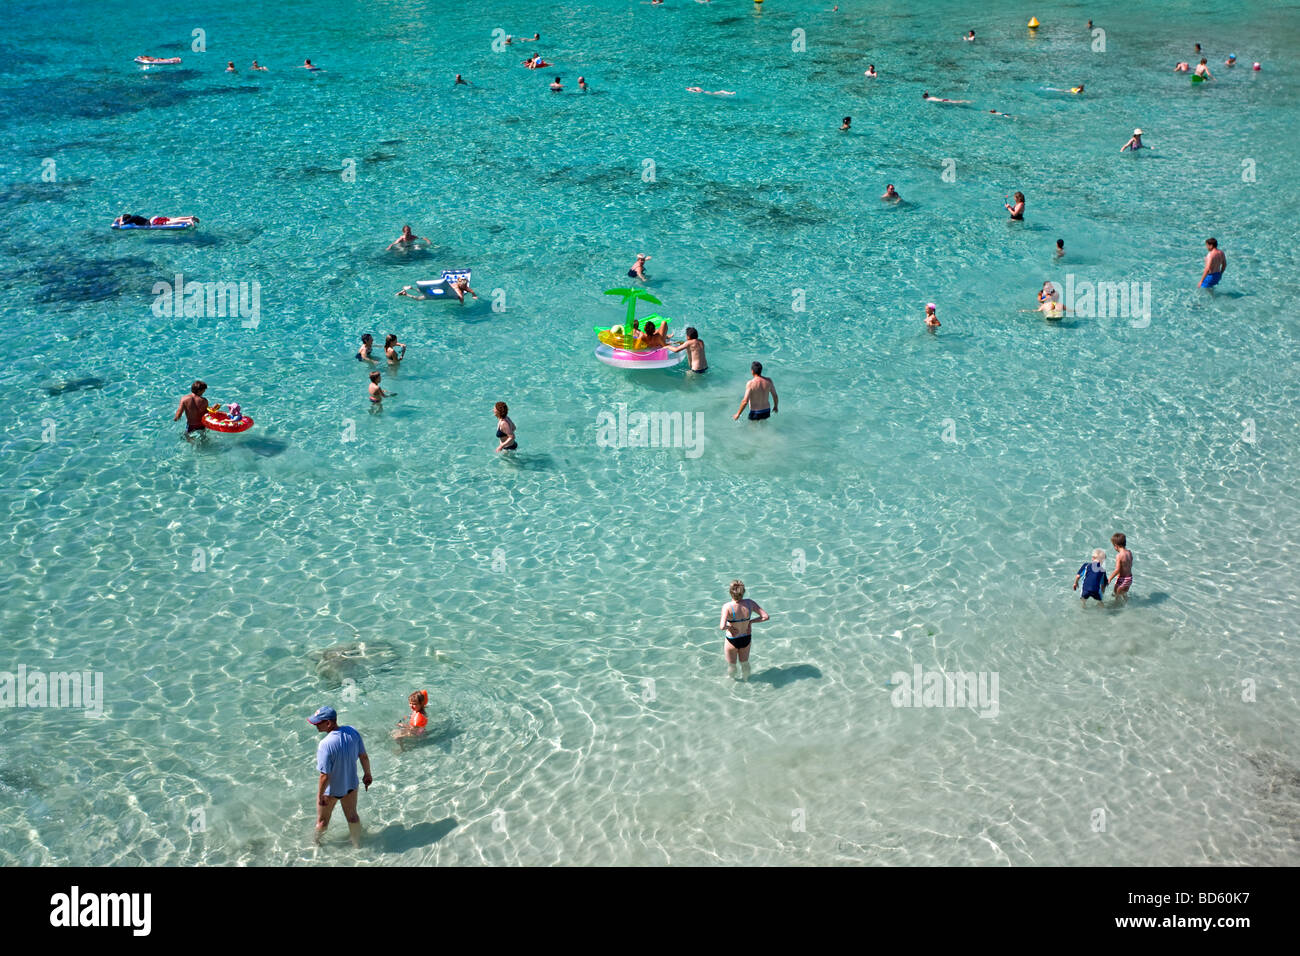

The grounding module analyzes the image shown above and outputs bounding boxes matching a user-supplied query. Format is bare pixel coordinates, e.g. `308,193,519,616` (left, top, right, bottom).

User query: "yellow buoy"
1028,17,1040,28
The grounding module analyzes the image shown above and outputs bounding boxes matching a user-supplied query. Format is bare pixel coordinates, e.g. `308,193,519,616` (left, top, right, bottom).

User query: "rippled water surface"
1,0,1298,865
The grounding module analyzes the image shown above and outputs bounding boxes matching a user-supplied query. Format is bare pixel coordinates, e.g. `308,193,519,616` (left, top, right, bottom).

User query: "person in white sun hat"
1120,128,1145,152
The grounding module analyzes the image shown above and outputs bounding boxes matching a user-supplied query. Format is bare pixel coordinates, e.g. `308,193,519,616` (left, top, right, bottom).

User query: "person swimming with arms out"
686,87,736,96
1108,532,1133,602
368,370,390,409
923,91,972,104
387,224,430,251
1174,61,1190,73
384,334,406,365
1199,236,1226,289
1005,191,1025,220
882,183,901,202
734,361,778,420
357,333,377,363
302,59,321,71
493,401,517,452
720,580,769,681
1120,128,1145,152
667,326,707,372
251,60,267,71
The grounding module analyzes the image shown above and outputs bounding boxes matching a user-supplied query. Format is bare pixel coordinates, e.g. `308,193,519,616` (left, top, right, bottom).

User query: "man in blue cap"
308,705,372,846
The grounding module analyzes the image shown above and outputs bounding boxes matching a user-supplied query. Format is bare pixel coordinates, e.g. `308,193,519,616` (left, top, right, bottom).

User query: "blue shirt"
1077,562,1108,596
316,726,366,797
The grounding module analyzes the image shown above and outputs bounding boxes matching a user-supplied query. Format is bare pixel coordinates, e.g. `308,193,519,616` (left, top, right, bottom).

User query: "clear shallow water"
1,0,1298,865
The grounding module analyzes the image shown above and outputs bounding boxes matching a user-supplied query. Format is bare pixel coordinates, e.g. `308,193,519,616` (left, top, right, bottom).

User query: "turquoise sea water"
1,0,1298,865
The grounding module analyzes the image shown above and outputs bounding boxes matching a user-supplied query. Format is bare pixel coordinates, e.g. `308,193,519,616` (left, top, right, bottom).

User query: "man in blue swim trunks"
1199,237,1226,289
734,361,778,421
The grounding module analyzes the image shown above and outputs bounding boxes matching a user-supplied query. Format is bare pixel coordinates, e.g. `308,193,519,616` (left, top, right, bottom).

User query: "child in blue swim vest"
1073,549,1109,604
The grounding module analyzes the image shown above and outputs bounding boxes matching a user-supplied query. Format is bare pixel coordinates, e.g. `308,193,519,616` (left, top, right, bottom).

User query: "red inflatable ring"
203,410,254,433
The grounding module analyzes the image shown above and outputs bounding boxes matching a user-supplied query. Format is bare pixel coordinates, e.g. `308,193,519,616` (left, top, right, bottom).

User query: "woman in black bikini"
494,401,518,452
719,579,769,681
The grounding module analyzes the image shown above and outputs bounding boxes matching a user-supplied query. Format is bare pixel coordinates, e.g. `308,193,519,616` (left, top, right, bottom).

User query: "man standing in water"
667,326,708,373
309,705,372,847
1199,237,1226,289
734,362,778,420
172,380,209,438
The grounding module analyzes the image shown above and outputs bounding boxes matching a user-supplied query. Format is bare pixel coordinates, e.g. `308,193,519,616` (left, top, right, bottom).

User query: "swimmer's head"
751,361,763,375
729,580,746,601
191,380,207,395
1206,237,1218,249
637,253,650,261
361,333,373,344
1199,58,1207,65
1056,238,1064,249
385,334,397,347
644,321,656,334
1133,128,1143,136
1092,549,1106,564
1111,532,1127,549
369,371,381,383
926,303,937,314
494,401,508,418
685,327,698,340
1014,191,1025,203
1227,54,1237,61
410,690,428,712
